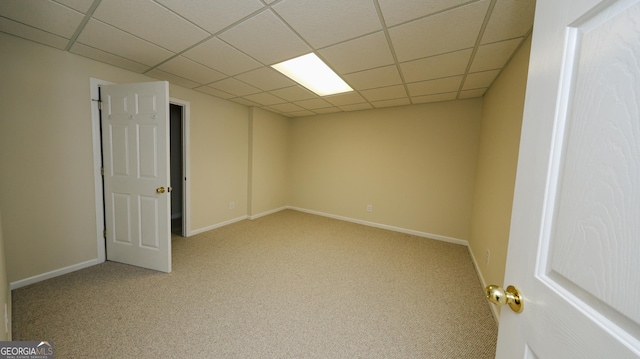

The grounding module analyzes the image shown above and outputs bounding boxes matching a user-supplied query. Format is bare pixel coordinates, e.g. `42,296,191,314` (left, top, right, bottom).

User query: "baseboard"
467,246,500,324
287,206,469,246
10,258,102,290
188,215,249,236
12,215,249,289
9,210,478,295
249,206,288,220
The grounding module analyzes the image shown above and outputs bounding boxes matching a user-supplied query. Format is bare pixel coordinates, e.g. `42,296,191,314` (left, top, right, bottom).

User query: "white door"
101,81,171,273
495,0,640,357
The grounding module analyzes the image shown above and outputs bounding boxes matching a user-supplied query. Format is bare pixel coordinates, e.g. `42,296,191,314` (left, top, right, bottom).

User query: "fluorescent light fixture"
272,53,353,96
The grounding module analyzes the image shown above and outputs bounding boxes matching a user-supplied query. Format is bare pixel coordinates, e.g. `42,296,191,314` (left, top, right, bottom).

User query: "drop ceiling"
0,0,535,117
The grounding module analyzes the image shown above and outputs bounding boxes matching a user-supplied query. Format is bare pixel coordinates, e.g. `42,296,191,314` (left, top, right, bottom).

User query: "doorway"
170,103,185,236
168,97,190,237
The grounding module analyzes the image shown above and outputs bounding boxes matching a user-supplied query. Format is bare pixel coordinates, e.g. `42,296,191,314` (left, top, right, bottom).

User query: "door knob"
156,187,165,194
485,285,523,313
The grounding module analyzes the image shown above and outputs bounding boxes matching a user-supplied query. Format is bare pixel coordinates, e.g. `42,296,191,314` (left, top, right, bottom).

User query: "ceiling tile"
242,92,286,106
219,10,310,65
412,92,457,104
54,0,94,13
343,65,402,90
324,92,368,106
389,0,490,62
231,97,261,107
294,98,332,110
93,0,209,53
269,86,316,102
208,77,261,97
0,17,69,49
182,37,262,76
319,31,394,74
378,0,474,27
156,0,264,34
288,110,315,117
407,76,462,96
157,56,226,84
312,107,341,114
146,69,201,89
361,85,407,102
372,98,411,108
469,38,521,72
459,88,487,98
401,49,472,83
481,0,535,44
273,0,381,48
234,67,295,91
268,103,306,113
462,69,500,90
0,0,84,38
195,86,235,99
338,103,373,112
70,43,150,73
0,0,536,116
77,19,174,66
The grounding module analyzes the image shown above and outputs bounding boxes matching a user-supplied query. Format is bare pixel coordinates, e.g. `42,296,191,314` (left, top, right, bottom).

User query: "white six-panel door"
101,81,171,273
497,0,640,357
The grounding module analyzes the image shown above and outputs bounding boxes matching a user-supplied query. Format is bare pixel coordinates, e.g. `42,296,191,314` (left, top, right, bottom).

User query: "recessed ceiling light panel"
272,53,353,96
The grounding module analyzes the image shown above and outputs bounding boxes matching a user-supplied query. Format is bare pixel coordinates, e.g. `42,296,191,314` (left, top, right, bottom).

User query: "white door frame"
90,78,191,262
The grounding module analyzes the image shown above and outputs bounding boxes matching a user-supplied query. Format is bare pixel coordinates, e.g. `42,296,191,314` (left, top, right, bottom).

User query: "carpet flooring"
12,210,497,358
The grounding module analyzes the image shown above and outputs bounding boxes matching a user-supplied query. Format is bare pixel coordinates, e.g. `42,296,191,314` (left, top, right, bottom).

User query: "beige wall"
249,108,290,217
468,36,532,314
289,100,482,241
0,30,530,292
0,33,248,283
0,209,11,340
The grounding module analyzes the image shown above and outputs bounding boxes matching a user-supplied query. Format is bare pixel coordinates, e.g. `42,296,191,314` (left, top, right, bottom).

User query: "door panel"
101,81,171,273
497,0,640,357
546,0,640,324
113,193,132,244
109,125,129,176
139,195,160,249
138,125,158,179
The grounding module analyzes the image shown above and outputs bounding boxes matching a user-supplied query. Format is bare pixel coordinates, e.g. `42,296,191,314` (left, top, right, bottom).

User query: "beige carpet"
12,210,497,358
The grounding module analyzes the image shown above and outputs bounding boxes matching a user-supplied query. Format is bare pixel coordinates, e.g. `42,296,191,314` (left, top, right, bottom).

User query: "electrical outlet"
485,249,490,265
229,202,235,210
366,204,373,212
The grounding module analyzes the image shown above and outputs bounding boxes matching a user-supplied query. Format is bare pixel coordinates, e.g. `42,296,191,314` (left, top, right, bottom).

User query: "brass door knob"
156,187,165,194
486,285,523,313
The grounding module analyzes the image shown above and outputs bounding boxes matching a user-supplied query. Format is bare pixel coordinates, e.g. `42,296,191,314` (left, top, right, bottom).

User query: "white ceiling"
0,0,535,117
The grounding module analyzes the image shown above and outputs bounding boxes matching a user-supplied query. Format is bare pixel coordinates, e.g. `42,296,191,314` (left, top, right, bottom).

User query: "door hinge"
103,230,107,239
101,167,105,176
92,98,102,111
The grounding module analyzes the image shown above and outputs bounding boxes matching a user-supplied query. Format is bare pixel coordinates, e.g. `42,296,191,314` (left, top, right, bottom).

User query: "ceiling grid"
0,0,535,117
